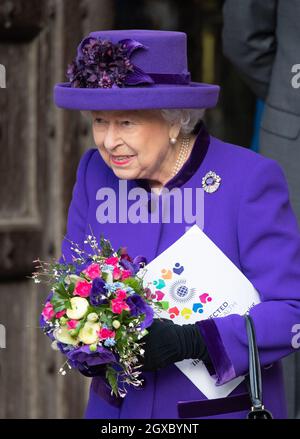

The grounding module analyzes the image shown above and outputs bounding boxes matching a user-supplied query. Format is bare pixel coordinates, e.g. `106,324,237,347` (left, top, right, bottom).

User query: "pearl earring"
170,137,177,145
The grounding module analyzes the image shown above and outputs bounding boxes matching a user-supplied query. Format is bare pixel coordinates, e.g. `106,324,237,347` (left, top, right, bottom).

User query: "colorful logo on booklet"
147,262,213,320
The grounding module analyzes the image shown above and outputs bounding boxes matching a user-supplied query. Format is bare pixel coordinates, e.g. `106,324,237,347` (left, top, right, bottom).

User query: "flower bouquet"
32,233,160,399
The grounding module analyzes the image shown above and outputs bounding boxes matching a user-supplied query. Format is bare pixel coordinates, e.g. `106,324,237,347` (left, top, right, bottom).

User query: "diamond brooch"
202,171,221,193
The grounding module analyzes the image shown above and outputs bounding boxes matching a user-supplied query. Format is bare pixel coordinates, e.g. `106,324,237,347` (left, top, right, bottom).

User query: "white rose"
78,322,101,345
54,326,78,346
66,297,89,320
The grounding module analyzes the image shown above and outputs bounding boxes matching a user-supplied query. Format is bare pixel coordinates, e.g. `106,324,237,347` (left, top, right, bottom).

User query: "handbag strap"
245,314,263,410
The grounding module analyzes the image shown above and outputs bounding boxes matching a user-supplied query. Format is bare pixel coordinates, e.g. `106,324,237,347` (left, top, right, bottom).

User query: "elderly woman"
52,30,300,419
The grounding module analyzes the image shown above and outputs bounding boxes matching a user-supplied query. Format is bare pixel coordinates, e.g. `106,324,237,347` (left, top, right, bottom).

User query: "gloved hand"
139,318,211,372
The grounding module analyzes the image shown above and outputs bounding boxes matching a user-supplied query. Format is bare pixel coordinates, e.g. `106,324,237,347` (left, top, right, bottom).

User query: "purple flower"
119,255,147,275
66,344,116,369
119,258,137,275
66,37,154,89
90,277,109,306
126,294,154,330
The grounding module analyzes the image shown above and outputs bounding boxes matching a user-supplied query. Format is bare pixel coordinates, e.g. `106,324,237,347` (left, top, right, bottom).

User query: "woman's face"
91,109,180,184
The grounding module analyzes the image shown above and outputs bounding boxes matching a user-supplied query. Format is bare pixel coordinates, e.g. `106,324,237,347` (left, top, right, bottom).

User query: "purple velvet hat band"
53,29,220,111
144,72,191,84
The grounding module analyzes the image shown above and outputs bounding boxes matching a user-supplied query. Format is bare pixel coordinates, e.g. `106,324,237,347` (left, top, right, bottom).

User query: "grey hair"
160,108,205,134
80,108,205,134
80,110,92,120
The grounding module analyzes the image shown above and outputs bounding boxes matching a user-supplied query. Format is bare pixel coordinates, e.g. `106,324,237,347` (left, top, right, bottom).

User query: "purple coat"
59,124,300,418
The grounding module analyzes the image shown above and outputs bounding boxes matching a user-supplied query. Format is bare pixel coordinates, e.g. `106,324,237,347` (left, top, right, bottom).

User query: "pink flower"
56,310,66,319
67,319,79,330
98,328,116,339
116,289,127,300
42,302,55,321
83,263,101,279
121,270,131,280
113,266,122,280
74,279,92,298
111,298,129,314
105,256,119,266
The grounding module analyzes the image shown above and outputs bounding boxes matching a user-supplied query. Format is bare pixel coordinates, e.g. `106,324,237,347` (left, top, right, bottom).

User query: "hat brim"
53,82,220,111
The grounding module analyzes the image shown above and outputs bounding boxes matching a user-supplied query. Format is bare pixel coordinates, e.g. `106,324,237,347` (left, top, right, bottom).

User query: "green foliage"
101,271,109,282
116,248,122,257
86,305,100,315
51,293,71,313
122,277,143,294
55,281,69,297
51,280,72,312
67,282,75,295
99,310,114,326
154,301,169,311
55,263,76,274
115,325,127,342
100,234,114,257
106,366,118,397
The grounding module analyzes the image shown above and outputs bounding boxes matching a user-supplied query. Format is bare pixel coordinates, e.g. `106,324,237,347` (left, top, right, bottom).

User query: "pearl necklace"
171,136,191,177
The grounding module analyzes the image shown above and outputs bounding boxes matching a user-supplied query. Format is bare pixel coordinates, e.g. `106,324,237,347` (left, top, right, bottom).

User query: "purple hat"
54,29,220,111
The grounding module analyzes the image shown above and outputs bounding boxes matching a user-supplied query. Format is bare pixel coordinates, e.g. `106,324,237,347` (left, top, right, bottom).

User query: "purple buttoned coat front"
58,125,300,419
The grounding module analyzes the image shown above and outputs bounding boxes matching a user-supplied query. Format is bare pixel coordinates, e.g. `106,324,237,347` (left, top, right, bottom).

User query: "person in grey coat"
222,0,300,419
222,0,300,219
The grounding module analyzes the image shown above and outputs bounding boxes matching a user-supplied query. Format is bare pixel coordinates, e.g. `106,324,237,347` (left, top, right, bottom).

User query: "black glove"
140,318,211,372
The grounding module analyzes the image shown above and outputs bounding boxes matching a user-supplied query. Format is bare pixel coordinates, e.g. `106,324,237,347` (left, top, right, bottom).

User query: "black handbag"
177,315,274,419
244,314,273,419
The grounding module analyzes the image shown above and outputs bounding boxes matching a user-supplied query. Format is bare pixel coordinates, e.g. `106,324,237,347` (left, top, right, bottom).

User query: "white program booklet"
140,224,261,400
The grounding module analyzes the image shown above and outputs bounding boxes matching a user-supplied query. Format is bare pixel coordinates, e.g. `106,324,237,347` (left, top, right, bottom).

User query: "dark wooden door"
0,0,113,419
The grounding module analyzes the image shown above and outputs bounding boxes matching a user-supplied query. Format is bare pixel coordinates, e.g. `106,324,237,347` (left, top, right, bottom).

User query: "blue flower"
123,286,135,295
113,282,126,289
101,264,114,271
104,281,125,293
104,338,116,347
